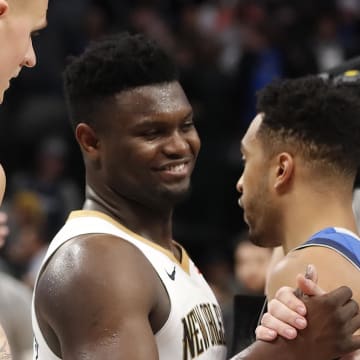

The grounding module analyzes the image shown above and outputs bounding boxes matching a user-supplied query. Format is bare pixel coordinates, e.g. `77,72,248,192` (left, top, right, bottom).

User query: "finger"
349,334,360,354
347,312,360,335
267,299,307,330
274,286,307,316
340,334,360,355
340,299,360,322
260,312,298,339
305,264,318,283
255,325,277,341
296,273,325,296
323,286,353,307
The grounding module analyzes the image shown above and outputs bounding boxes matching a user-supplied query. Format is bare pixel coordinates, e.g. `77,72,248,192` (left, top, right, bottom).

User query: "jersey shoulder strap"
294,228,360,270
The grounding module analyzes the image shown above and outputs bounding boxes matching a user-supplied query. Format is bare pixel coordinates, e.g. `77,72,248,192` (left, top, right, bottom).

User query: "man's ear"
75,123,100,161
274,152,294,191
0,0,9,17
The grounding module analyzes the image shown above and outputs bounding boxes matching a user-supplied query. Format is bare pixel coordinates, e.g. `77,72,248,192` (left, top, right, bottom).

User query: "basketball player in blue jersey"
237,75,360,359
32,33,360,360
0,0,47,358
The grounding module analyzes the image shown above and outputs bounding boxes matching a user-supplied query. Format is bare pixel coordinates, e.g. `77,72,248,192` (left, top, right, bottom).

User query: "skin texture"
237,113,360,358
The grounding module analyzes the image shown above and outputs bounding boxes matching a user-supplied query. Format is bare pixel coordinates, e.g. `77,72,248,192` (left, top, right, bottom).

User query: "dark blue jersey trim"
301,237,360,268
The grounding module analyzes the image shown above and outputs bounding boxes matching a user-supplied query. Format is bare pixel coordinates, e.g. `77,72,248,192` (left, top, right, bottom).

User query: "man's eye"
182,122,194,131
143,130,160,140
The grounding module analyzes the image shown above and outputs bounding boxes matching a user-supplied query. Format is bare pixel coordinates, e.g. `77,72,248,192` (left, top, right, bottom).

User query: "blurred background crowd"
0,0,360,358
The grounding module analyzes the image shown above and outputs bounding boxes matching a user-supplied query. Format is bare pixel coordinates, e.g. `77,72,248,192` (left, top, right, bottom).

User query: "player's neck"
282,191,357,254
83,185,176,250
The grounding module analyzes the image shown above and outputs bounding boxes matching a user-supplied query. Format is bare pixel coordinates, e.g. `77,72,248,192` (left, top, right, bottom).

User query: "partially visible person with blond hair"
0,0,48,357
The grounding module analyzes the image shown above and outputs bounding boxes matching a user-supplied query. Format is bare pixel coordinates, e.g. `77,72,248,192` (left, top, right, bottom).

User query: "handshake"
232,264,360,360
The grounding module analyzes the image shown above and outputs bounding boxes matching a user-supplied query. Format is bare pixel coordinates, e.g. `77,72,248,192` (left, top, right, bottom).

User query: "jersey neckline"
68,210,190,273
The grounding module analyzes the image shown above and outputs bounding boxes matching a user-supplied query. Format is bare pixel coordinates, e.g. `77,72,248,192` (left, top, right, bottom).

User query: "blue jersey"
294,227,360,270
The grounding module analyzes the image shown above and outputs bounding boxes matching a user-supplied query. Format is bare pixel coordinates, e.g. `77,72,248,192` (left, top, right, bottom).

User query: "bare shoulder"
0,325,11,360
266,252,304,299
34,235,164,358
267,246,360,300
35,233,160,331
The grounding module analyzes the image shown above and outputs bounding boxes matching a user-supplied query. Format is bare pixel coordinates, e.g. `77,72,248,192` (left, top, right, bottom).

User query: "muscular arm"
0,325,11,360
35,235,162,360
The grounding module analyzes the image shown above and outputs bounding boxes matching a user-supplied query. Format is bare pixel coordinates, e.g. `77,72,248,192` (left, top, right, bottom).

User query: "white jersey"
32,210,227,360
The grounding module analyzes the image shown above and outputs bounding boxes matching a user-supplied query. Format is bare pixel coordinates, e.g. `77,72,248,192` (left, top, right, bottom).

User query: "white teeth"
165,164,185,172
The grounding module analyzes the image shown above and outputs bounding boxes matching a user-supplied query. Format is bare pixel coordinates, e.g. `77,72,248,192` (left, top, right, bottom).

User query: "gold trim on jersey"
68,210,190,273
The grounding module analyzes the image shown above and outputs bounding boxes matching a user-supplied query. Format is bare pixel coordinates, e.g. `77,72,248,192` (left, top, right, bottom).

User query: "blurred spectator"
2,191,46,279
0,271,33,360
313,13,345,71
201,250,236,354
231,232,272,356
233,232,273,295
129,6,176,52
232,20,284,128
9,136,82,240
84,0,119,40
202,250,235,308
7,223,47,289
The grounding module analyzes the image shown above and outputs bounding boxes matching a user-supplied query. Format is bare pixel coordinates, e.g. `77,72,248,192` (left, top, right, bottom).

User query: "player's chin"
247,227,264,247
162,183,191,204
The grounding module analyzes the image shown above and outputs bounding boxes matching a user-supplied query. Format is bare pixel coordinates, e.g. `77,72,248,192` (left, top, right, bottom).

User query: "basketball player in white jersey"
237,76,360,359
0,0,47,358
33,33,360,360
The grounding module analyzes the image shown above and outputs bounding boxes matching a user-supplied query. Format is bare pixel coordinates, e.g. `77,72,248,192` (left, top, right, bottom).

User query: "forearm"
230,338,314,360
231,340,296,360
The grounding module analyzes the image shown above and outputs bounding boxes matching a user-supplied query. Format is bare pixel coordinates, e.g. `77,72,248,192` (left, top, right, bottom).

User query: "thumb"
296,264,325,296
305,263,318,283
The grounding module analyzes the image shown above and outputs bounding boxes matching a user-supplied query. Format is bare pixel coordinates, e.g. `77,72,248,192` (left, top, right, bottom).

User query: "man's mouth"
163,163,186,172
156,161,191,180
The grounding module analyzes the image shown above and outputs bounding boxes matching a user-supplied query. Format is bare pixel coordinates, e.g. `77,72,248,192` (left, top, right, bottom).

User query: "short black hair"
63,32,179,130
256,75,360,177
